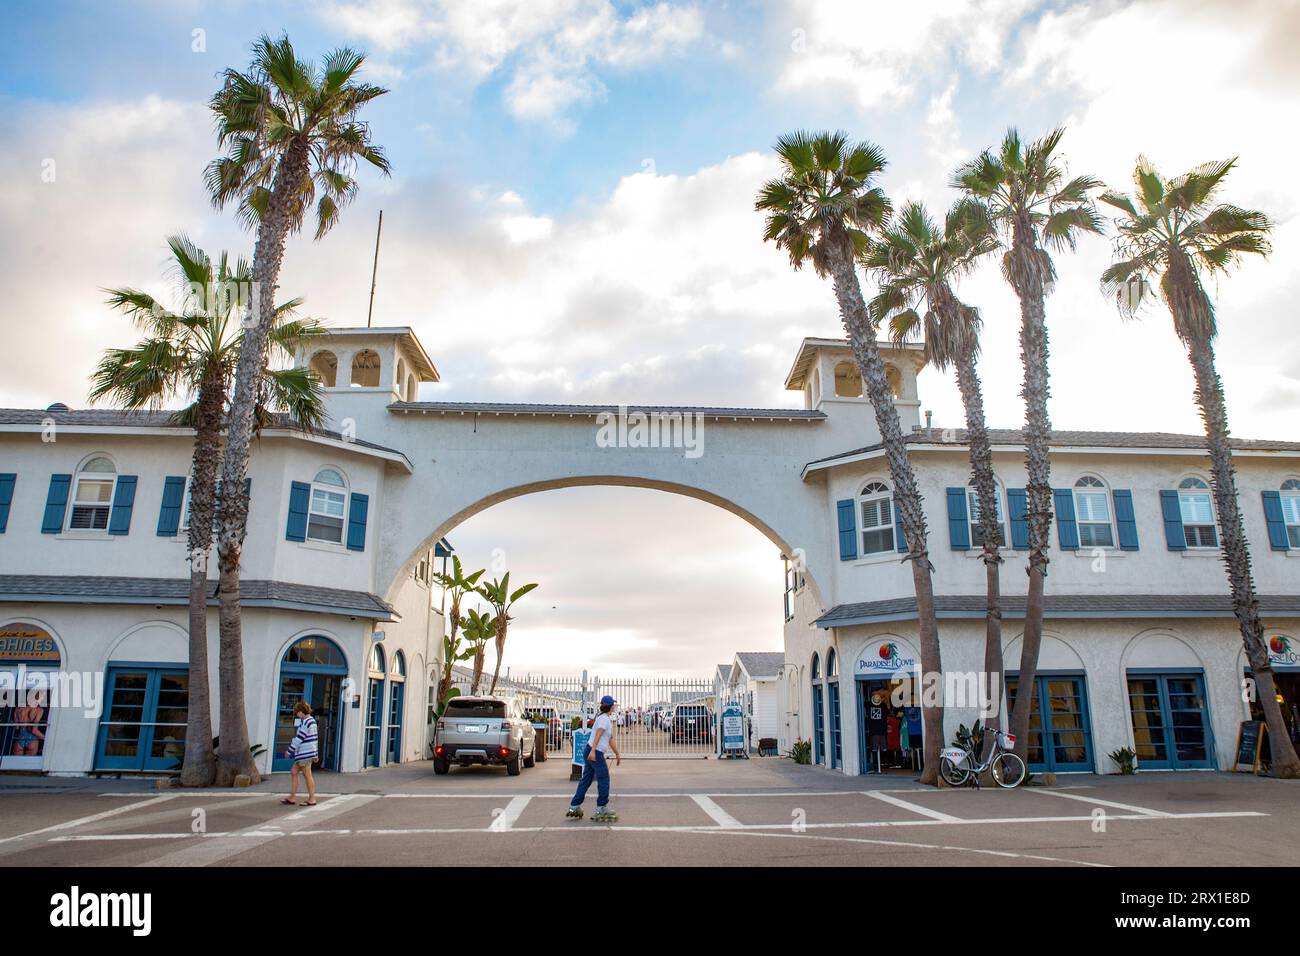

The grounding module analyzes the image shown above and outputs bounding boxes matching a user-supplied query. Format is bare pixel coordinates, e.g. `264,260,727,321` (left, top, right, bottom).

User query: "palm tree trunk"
179,372,223,787
488,619,509,695
470,650,485,696
1184,332,1300,777
213,138,311,787
953,347,1004,748
1007,217,1053,764
825,229,943,785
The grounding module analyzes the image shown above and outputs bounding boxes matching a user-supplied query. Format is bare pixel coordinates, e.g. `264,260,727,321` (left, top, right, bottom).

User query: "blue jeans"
571,747,610,807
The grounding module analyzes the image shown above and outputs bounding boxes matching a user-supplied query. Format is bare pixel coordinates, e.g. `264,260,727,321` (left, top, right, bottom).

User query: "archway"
273,635,348,772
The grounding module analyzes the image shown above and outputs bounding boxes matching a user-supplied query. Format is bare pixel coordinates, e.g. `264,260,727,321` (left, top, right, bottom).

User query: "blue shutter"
945,487,970,550
1159,490,1186,550
1007,488,1029,550
346,492,369,552
107,475,138,535
157,476,186,536
1053,488,1079,550
1262,491,1289,551
42,474,72,533
836,499,857,561
1113,489,1140,551
286,481,310,542
893,499,907,553
0,473,14,533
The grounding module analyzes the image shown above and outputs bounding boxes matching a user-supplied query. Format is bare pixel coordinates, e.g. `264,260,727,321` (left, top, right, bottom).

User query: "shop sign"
720,703,745,752
855,641,917,677
0,625,60,664
1268,635,1299,668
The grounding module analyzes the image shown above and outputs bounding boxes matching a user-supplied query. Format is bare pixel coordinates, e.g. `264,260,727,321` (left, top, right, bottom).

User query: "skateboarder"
566,694,621,822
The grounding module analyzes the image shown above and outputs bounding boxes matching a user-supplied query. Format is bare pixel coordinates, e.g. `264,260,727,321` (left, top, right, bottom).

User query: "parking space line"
489,796,532,831
688,794,744,828
1027,789,1171,816
0,794,181,845
865,790,961,822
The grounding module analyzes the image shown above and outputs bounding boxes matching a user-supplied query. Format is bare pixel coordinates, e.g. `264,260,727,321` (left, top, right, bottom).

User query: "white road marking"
489,796,532,832
1027,789,1172,816
283,794,355,822
865,790,961,822
690,794,744,828
0,794,180,845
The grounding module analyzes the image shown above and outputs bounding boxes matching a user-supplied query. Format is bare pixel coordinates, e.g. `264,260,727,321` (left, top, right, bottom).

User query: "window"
1178,477,1217,548
351,350,381,388
309,350,338,388
1074,476,1115,548
833,361,863,397
782,557,797,622
413,551,431,586
967,481,1005,548
1282,479,1300,549
859,481,895,554
307,469,347,543
69,457,116,530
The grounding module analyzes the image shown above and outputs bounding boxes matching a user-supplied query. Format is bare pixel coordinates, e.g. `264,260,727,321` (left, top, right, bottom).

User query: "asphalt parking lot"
2,758,1297,867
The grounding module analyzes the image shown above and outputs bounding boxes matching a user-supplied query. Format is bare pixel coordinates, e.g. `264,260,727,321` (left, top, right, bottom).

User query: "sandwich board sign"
720,702,746,757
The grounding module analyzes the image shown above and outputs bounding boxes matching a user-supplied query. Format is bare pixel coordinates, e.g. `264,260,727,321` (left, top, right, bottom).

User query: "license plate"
463,725,485,734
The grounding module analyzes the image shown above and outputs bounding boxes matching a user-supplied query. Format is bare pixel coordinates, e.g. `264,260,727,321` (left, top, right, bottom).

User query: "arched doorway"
365,644,385,768
386,651,406,764
273,635,347,772
0,622,62,772
810,651,825,766
826,648,842,769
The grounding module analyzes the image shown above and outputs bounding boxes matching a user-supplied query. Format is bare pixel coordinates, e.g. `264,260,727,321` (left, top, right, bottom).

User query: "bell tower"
783,336,927,438
291,326,439,431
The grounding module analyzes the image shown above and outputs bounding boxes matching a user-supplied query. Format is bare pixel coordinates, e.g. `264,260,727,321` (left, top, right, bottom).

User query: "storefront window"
0,623,61,772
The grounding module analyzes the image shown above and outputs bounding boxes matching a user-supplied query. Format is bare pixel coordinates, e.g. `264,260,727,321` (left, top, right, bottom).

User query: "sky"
3,0,1298,678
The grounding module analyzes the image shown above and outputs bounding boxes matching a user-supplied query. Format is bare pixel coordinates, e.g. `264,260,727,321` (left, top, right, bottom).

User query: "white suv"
433,696,537,775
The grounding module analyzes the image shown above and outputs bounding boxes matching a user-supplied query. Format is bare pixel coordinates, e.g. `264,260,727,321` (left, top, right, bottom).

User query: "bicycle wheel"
939,755,971,787
991,752,1026,788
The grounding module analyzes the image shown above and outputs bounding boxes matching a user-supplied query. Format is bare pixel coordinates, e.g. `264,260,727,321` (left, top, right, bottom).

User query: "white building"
722,652,784,747
2,327,1298,777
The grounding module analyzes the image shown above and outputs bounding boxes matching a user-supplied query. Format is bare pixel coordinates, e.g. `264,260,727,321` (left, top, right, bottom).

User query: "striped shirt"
287,715,319,763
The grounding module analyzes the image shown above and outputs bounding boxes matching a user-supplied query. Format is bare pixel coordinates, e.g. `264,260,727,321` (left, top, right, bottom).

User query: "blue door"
386,679,404,763
812,685,825,765
365,678,384,767
1007,674,1094,773
95,666,189,772
273,636,348,772
828,681,842,769
1127,672,1214,769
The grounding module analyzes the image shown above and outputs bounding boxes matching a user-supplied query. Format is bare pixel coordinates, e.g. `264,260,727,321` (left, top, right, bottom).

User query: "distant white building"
722,652,783,747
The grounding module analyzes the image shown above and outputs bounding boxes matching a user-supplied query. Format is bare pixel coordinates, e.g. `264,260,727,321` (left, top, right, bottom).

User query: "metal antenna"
366,209,383,327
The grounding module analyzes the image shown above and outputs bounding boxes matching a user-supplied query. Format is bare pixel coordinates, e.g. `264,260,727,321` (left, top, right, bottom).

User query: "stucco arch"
381,474,828,613
1118,626,1207,675
1003,629,1087,673
103,619,188,667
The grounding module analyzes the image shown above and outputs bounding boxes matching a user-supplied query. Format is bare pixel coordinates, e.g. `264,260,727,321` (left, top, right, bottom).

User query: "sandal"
304,801,318,806
280,798,298,806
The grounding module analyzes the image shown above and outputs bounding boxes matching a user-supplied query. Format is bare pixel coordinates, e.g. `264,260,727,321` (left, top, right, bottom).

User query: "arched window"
826,648,838,678
1282,479,1300,548
69,456,117,530
370,643,386,677
307,468,347,544
351,349,381,388
282,635,346,668
1074,476,1115,548
391,650,406,679
967,479,1005,548
833,361,863,397
396,358,406,393
859,481,895,554
1178,476,1217,548
407,373,417,402
810,652,821,681
309,350,338,388
885,365,903,398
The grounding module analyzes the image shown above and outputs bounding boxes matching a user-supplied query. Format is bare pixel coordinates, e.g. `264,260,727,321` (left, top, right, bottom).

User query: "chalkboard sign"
1233,720,1265,773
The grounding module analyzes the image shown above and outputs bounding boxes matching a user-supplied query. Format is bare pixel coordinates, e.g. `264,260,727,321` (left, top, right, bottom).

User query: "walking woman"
281,701,319,807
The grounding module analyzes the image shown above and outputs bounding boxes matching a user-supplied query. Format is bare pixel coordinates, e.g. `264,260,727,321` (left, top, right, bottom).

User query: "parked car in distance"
671,704,713,744
434,696,536,775
523,705,564,748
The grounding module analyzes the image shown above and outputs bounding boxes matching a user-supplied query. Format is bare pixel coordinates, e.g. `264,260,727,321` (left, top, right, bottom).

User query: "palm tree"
1100,157,1300,778
478,573,540,695
952,128,1102,761
756,130,944,784
435,631,475,721
460,609,496,696
869,201,1006,746
432,557,484,702
90,234,325,787
205,34,389,785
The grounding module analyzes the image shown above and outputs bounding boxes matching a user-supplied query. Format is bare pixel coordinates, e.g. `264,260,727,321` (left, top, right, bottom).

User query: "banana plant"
435,630,475,720
477,573,540,695
460,608,496,696
433,556,485,689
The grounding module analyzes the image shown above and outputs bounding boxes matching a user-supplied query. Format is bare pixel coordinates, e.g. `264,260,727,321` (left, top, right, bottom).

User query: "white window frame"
1073,475,1115,549
1281,479,1300,549
967,480,1005,548
1178,476,1218,549
859,481,895,555
68,455,117,532
307,468,348,545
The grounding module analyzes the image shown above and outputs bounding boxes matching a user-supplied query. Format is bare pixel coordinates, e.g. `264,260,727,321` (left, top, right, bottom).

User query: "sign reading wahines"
0,624,60,663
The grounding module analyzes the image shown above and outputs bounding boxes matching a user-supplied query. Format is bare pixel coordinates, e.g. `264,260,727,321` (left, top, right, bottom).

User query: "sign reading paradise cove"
1269,634,1298,668
855,641,918,677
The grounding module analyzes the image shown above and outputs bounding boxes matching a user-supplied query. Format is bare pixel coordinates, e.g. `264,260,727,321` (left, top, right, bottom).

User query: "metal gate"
511,673,715,758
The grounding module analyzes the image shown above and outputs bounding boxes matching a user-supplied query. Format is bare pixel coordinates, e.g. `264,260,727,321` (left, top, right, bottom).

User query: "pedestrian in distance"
566,694,621,822
281,700,318,807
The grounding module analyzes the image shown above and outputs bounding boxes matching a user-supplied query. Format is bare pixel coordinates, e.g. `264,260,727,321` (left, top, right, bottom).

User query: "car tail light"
434,745,444,756
498,746,509,757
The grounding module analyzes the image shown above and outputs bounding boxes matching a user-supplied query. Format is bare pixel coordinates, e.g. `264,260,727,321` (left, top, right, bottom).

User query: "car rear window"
446,700,507,718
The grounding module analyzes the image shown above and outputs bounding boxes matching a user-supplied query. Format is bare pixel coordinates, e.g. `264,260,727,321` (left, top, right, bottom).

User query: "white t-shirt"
590,713,614,752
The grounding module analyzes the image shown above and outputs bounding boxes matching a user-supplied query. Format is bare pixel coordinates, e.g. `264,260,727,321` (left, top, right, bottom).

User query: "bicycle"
939,729,1027,788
